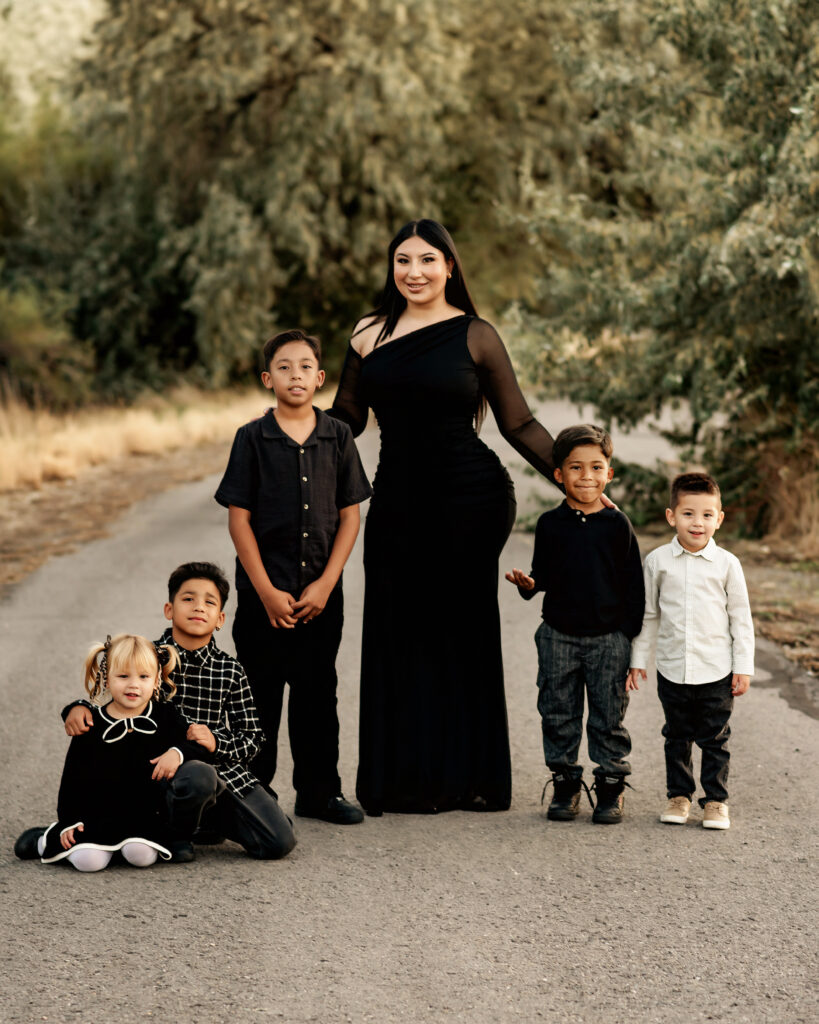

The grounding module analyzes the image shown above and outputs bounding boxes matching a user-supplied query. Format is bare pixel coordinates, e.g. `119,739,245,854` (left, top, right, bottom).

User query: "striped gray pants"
535,621,632,780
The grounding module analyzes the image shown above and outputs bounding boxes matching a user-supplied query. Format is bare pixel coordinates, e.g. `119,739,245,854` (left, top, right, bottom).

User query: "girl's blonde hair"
84,634,178,703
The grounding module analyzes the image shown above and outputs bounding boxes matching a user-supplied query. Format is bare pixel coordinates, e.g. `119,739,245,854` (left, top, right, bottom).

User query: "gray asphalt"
1,403,817,1024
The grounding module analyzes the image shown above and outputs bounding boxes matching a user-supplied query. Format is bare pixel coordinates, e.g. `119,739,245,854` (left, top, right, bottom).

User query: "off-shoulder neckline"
351,313,471,361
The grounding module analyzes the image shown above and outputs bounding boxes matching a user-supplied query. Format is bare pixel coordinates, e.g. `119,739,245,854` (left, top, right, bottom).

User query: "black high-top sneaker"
592,775,629,824
542,772,590,821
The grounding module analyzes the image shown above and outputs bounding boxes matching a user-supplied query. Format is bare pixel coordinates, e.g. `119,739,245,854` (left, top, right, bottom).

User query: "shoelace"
540,774,595,810
590,777,636,805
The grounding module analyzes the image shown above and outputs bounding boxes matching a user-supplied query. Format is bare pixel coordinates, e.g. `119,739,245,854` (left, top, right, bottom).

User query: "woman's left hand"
601,494,618,509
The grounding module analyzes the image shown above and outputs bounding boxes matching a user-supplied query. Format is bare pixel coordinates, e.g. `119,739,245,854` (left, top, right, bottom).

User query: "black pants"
233,585,344,802
657,672,733,806
167,762,296,860
162,758,224,839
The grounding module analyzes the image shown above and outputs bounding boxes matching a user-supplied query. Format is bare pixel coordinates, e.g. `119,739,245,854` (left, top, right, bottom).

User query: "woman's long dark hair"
357,219,479,347
356,219,486,428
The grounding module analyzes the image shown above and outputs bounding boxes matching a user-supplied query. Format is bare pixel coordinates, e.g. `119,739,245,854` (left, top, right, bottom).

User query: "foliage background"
1,0,817,545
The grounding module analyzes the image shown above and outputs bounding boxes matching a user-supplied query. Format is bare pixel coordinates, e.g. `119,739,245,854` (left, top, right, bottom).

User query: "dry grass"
0,386,333,493
756,438,819,562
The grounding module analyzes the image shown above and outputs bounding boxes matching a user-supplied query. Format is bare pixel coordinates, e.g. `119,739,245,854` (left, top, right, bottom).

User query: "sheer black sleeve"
328,344,369,437
467,318,557,483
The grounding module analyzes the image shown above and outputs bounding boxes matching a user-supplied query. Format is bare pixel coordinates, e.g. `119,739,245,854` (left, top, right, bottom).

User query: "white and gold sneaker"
660,795,691,824
702,801,730,829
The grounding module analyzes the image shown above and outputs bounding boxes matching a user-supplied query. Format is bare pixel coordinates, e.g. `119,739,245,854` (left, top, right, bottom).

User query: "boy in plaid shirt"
62,562,296,861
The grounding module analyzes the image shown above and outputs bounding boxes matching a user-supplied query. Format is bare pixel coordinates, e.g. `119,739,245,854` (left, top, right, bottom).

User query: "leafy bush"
518,0,819,540
0,284,93,408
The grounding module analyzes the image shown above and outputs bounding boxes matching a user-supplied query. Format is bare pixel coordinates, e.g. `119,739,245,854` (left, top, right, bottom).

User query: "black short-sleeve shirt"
215,407,372,594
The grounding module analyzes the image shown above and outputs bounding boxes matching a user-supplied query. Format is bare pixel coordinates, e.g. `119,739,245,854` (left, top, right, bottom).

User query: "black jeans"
233,585,344,802
162,759,224,840
205,783,296,860
657,671,733,806
535,621,632,780
167,762,296,860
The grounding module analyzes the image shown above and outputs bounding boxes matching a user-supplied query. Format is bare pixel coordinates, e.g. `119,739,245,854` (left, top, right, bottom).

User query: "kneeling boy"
62,562,296,860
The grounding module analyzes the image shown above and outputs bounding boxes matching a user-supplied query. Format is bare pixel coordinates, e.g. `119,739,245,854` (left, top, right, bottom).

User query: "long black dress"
332,315,556,813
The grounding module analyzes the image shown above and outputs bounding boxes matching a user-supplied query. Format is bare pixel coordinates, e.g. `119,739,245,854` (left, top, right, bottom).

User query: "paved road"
1,405,817,1024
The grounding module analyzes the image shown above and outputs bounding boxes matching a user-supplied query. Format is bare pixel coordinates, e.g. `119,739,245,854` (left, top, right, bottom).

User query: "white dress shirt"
630,536,755,684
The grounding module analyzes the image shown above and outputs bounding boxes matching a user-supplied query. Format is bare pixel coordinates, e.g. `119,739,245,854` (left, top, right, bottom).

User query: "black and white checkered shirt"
156,628,262,797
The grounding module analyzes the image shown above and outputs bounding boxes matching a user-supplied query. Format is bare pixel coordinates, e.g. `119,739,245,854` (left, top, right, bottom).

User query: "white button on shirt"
630,536,754,684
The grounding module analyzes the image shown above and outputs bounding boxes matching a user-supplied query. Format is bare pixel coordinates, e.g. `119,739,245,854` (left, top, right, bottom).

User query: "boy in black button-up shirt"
215,329,372,824
506,425,644,825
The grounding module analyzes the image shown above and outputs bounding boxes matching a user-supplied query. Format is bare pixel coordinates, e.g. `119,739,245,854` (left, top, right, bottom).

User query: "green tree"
0,70,99,405
3,0,577,396
520,0,819,541
62,0,475,384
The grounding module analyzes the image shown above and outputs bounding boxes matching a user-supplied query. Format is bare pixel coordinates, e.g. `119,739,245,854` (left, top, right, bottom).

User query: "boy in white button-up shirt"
628,473,754,830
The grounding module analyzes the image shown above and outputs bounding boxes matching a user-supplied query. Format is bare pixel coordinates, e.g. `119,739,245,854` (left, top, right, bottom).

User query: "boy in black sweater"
506,424,644,823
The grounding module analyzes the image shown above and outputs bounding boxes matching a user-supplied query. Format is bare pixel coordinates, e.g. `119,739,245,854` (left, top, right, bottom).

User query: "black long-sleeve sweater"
519,501,645,640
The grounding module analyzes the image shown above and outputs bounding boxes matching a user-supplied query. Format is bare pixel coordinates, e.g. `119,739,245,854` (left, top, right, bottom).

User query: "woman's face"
393,235,454,310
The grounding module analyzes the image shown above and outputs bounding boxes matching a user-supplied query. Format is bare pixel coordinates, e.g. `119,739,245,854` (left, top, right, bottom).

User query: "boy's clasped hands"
261,577,334,629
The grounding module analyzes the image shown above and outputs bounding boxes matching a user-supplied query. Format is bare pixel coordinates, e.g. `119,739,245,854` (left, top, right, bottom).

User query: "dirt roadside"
0,440,232,596
2,437,818,688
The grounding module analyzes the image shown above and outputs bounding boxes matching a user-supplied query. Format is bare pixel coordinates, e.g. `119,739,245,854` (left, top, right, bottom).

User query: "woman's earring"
447,273,452,279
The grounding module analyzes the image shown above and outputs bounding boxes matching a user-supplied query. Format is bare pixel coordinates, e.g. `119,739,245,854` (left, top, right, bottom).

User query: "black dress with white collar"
40,701,207,864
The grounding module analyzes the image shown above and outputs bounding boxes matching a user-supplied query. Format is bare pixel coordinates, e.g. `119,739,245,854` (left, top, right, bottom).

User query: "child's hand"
626,668,645,692
65,706,94,736
505,569,535,591
293,579,332,622
731,673,751,696
150,749,184,780
187,723,217,753
61,824,83,850
263,588,298,629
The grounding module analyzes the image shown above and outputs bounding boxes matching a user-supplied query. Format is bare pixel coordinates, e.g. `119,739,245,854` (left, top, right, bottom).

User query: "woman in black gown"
331,219,557,815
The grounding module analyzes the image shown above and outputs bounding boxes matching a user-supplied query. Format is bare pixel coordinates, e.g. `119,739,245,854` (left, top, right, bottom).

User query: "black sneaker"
541,773,591,821
14,826,46,860
592,775,631,824
294,794,364,825
169,840,196,863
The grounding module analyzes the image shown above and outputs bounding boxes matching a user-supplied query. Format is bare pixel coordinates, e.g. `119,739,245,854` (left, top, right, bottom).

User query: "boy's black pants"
657,671,733,806
233,585,343,802
164,762,296,859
